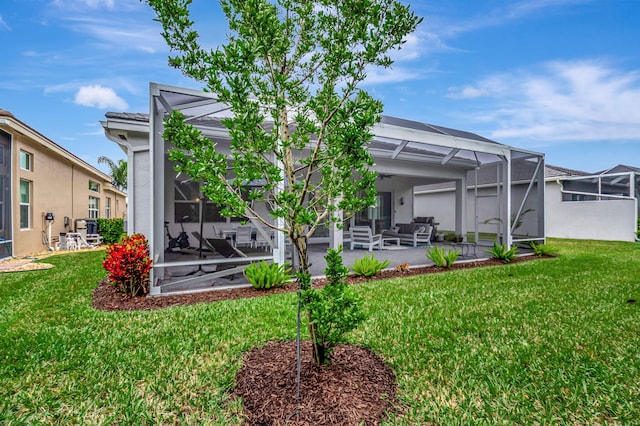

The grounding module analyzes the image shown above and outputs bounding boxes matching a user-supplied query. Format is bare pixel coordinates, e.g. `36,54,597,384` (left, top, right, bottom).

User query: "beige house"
0,109,127,259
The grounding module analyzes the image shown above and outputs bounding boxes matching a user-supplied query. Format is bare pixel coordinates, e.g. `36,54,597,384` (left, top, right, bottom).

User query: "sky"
1,0,639,175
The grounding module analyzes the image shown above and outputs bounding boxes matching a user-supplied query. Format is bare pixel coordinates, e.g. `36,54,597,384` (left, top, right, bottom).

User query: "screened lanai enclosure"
102,83,545,295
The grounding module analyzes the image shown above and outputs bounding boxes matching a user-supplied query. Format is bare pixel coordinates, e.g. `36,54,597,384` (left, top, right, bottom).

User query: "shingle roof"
105,112,150,122
595,164,640,174
544,164,589,178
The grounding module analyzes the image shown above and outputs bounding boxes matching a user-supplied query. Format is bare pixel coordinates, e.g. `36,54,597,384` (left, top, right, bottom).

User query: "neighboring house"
416,162,639,242
0,109,127,259
102,83,545,295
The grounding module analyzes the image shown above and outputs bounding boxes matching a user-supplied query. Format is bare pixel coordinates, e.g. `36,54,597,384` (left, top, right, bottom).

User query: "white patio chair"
234,225,254,248
254,227,273,251
349,226,383,251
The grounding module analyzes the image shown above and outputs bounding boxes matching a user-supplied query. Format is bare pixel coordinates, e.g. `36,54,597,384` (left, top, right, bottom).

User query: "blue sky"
1,0,639,175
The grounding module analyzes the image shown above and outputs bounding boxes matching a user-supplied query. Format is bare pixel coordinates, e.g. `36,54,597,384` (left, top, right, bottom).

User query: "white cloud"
428,0,593,44
0,15,10,31
64,15,164,54
52,0,115,10
363,66,421,85
456,60,640,143
74,85,128,109
84,0,115,8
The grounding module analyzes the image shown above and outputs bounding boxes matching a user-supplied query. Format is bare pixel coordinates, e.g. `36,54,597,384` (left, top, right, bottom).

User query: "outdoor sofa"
381,222,432,247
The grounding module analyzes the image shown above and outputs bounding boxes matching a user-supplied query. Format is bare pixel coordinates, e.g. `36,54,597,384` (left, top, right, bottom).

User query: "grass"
1,239,639,424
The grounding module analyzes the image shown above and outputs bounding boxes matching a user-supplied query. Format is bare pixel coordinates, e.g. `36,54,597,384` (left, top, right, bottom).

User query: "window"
105,197,111,219
20,179,31,229
89,180,100,192
88,196,100,219
19,150,32,171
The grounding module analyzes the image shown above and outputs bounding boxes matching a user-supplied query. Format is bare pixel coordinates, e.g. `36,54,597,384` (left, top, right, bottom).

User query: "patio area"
157,240,506,295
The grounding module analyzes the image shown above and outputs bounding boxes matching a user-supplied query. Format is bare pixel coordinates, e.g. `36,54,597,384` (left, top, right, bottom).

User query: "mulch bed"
92,255,541,312
91,254,545,425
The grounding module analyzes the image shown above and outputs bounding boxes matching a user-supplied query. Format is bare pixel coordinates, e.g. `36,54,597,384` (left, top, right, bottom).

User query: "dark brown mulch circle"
234,340,398,425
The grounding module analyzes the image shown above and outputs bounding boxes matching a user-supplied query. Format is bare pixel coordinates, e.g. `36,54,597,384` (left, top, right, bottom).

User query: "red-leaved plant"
102,233,152,296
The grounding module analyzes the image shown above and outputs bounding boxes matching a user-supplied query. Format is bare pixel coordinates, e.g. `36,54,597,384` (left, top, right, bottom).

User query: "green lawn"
1,239,638,424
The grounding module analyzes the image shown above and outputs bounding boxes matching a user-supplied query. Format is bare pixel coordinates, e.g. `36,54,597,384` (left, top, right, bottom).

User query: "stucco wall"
415,184,541,237
376,176,414,225
3,117,127,257
545,183,636,242
132,150,151,238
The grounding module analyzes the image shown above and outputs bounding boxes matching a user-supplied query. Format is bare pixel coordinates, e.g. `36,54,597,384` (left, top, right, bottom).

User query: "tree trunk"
292,234,325,364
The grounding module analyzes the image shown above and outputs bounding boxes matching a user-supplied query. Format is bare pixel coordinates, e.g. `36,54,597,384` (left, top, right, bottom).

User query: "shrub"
351,253,390,277
97,218,125,245
102,233,152,296
243,261,293,290
302,248,366,364
487,241,518,263
426,247,460,268
529,241,559,257
444,232,463,242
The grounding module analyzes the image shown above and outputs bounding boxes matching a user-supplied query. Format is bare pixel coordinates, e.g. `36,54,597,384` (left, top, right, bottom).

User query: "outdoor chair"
55,233,77,250
234,225,254,248
349,226,383,251
191,232,252,280
211,224,221,238
254,227,273,251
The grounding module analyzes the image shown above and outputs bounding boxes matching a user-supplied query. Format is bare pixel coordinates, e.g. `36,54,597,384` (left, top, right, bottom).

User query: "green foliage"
96,218,125,245
487,241,518,263
426,246,460,268
144,0,421,276
144,0,420,367
98,156,127,191
302,248,366,364
351,253,390,277
243,261,293,290
529,241,559,257
443,232,463,243
636,217,640,239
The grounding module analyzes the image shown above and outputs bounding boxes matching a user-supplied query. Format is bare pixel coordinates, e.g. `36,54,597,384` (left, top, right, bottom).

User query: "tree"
98,156,127,191
145,0,421,364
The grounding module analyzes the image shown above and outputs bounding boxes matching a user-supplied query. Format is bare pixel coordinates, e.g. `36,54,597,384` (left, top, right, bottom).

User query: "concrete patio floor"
158,240,507,295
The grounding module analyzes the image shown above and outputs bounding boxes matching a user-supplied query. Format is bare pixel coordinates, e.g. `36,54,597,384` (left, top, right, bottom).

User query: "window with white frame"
105,197,111,218
89,180,100,192
88,196,99,219
19,150,32,171
20,179,31,229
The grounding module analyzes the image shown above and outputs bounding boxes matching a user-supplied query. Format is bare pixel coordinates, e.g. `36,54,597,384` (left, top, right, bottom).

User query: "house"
0,109,127,259
102,83,545,295
416,163,639,242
